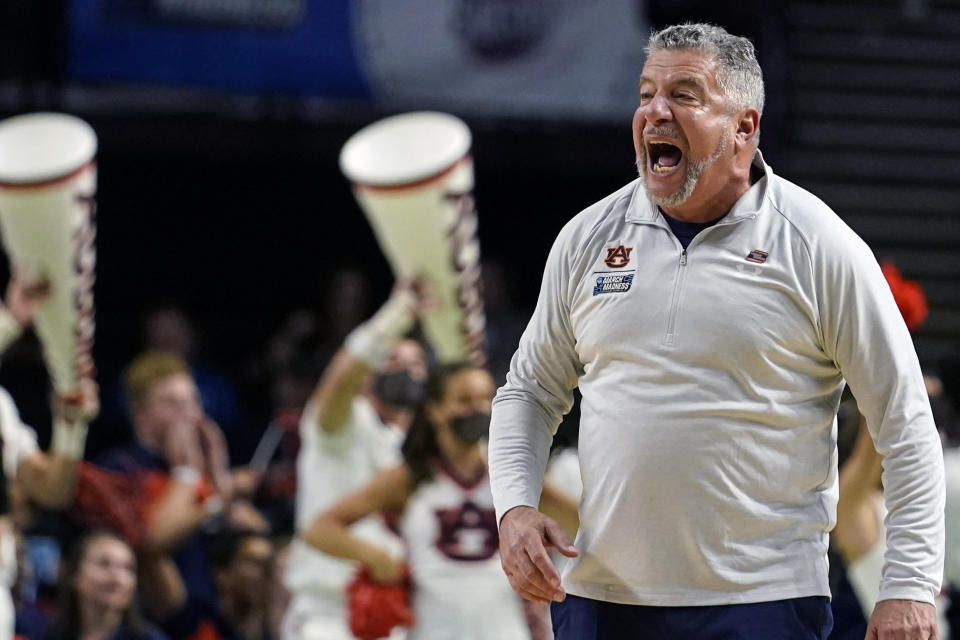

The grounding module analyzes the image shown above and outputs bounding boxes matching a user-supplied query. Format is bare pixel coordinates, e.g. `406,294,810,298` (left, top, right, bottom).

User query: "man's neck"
660,152,758,223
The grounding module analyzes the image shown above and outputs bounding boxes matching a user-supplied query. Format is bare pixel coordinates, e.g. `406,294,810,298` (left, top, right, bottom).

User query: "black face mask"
449,412,491,444
373,370,426,409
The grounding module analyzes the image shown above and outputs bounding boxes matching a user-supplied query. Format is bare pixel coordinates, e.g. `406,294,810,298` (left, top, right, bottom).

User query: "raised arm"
18,378,98,509
141,419,214,553
311,279,431,434
4,268,96,508
302,464,414,583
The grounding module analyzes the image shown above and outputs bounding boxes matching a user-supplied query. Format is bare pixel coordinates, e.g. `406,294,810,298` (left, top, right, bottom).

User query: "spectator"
97,305,247,464
95,352,266,611
161,530,275,640
40,530,168,640
143,307,243,451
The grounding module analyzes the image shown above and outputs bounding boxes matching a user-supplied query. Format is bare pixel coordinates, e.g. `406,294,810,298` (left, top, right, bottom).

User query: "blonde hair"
123,351,190,411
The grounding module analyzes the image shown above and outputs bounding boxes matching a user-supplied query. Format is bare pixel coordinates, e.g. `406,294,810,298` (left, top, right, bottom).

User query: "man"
158,529,276,640
0,269,97,640
97,351,266,610
488,23,944,640
282,279,431,640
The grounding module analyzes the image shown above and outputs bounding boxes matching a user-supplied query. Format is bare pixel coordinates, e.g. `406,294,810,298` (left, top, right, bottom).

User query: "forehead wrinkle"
641,51,721,89
640,70,712,91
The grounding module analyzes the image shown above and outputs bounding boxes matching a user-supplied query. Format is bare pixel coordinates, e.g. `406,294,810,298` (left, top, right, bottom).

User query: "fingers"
512,582,553,605
525,535,562,588
21,278,51,299
80,378,100,421
502,531,565,604
370,559,403,584
394,275,441,315
543,520,579,558
868,599,939,640
410,276,441,312
869,620,937,640
505,554,557,604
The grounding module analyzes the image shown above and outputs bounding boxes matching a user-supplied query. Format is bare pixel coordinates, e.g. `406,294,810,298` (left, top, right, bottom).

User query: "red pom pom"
346,565,415,640
881,262,928,332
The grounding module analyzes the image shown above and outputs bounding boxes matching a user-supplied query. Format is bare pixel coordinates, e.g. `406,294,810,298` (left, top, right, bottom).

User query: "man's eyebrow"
674,76,707,92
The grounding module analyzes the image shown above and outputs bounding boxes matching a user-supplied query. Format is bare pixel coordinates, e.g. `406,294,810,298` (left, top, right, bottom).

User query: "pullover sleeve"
488,224,583,525
816,229,944,604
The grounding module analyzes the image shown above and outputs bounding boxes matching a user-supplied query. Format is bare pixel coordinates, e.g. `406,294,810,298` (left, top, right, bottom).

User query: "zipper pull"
680,250,687,266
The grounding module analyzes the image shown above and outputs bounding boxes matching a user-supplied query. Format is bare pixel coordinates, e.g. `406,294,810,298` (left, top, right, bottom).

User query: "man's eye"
639,93,653,101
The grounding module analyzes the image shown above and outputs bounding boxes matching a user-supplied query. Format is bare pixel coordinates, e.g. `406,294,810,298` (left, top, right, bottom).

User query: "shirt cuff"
877,584,938,606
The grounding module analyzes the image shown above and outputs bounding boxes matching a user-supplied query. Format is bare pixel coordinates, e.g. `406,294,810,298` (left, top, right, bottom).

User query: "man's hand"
54,377,100,425
5,269,51,326
196,418,231,498
867,599,938,639
162,420,205,472
394,275,441,319
499,506,578,605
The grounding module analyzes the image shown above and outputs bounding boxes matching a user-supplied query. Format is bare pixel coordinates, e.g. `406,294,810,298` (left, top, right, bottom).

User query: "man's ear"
735,108,760,150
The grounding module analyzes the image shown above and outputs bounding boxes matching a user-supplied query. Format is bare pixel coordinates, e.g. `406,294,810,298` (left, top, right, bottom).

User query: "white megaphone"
340,112,485,365
0,113,97,397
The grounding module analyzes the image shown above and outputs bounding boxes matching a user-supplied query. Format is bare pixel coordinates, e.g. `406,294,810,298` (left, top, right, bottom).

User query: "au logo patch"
594,273,634,296
745,249,769,264
604,245,633,268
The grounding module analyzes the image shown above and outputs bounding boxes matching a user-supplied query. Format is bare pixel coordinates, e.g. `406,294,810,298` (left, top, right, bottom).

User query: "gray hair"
646,23,765,118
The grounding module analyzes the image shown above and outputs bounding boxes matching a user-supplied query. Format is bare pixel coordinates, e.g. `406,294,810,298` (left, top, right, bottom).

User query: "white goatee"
638,128,730,208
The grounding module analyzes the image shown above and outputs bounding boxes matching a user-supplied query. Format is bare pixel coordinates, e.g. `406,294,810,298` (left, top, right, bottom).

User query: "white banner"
353,0,648,120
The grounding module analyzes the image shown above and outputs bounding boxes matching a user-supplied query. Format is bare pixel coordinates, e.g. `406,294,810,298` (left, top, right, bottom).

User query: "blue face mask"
449,412,491,444
372,370,426,409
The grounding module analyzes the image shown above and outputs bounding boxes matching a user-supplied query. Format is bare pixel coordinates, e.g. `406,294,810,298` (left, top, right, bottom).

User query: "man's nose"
644,93,672,125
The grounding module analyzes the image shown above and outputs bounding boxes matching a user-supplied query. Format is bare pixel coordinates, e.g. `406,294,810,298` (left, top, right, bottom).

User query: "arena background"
0,0,957,461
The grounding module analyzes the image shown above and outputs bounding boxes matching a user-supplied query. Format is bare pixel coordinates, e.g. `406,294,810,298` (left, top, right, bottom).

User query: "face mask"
449,412,491,444
373,370,426,409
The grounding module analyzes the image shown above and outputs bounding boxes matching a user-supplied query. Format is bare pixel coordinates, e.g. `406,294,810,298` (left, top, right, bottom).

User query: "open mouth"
647,141,683,175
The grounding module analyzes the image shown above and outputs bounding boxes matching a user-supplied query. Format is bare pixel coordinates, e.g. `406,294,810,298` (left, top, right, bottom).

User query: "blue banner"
68,0,370,98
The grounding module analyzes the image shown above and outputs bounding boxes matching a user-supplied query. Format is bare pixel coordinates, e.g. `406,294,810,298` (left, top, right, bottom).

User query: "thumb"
543,520,578,558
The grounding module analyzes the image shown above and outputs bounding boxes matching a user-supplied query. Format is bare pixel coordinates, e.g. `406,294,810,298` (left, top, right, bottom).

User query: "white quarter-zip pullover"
489,153,944,607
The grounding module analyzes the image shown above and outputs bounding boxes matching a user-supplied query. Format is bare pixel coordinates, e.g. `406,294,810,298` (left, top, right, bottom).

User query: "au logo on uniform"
434,501,498,561
604,245,633,268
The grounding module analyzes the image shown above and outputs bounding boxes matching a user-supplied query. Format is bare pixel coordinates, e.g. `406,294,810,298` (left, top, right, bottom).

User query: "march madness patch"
745,249,769,263
593,273,634,296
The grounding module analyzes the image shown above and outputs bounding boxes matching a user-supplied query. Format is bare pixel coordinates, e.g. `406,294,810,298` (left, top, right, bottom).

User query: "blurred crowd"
0,256,957,640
